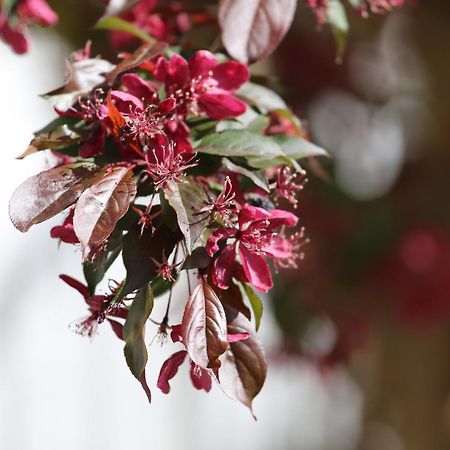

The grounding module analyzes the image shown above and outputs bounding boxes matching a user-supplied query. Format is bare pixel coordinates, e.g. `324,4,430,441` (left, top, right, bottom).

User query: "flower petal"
212,243,237,290
239,245,272,293
266,209,298,230
198,90,247,120
206,228,236,256
190,361,212,392
121,73,156,103
157,350,187,394
189,50,217,79
213,61,249,91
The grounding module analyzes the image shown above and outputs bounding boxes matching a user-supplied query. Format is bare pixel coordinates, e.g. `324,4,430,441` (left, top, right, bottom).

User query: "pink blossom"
154,50,249,120
109,0,190,49
60,275,128,338
17,0,58,26
206,205,298,292
146,140,197,191
0,14,28,54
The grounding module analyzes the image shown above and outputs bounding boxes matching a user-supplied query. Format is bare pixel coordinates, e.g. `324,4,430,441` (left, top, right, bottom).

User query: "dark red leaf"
73,167,136,260
190,361,212,392
214,283,252,321
157,350,187,394
119,224,181,299
181,282,229,369
9,163,99,233
217,308,267,417
218,0,297,63
106,41,168,85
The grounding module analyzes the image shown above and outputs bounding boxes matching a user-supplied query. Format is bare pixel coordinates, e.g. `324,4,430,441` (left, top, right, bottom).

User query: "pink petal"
239,205,271,228
206,228,236,256
50,209,79,244
239,245,273,293
213,61,249,91
212,243,237,290
17,0,58,26
170,324,183,343
189,50,217,79
157,350,187,394
266,209,298,230
159,54,189,90
111,90,143,112
0,20,28,54
263,235,293,258
121,73,156,103
59,274,90,301
157,97,176,114
198,90,247,120
190,361,212,392
227,332,250,343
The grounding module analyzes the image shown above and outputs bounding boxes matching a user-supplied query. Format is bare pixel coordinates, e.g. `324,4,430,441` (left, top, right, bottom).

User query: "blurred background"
1,1,450,449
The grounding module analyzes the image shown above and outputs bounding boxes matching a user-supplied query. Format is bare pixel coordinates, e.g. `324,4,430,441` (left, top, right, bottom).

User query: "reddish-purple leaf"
9,163,99,233
218,0,297,64
43,54,115,111
157,350,188,394
190,361,212,392
73,167,136,260
181,282,229,369
106,41,168,85
214,283,252,322
218,309,267,417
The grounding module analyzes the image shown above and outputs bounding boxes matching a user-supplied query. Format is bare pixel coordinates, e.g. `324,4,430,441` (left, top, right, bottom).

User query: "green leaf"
165,177,209,253
241,284,264,331
236,82,287,113
151,276,176,298
271,135,329,160
83,239,122,295
246,115,270,133
223,159,270,192
95,16,156,44
123,284,154,379
106,41,167,86
33,116,82,137
326,0,349,61
197,130,287,167
17,126,81,159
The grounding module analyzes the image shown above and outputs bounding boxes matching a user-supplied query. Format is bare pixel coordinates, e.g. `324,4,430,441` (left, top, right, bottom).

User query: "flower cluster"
7,0,410,416
8,0,413,416
0,0,57,53
9,39,322,412
306,0,405,27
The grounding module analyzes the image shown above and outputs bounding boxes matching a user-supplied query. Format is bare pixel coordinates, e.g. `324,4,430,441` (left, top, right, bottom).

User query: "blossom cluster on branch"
7,0,406,414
